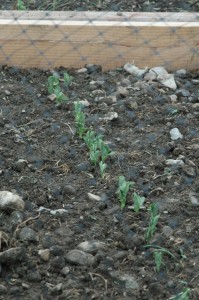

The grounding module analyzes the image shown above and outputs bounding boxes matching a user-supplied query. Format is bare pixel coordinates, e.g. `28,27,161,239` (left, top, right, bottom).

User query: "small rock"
0,247,25,264
48,283,63,295
102,112,118,121
12,159,28,172
175,69,186,77
76,67,87,73
176,89,190,97
77,241,107,253
27,271,42,282
0,191,24,213
109,271,139,289
22,283,30,289
47,94,57,101
87,193,101,201
169,94,178,102
38,249,50,261
10,211,24,226
192,103,199,109
166,159,184,167
117,86,129,97
19,227,38,242
62,185,76,196
61,266,70,276
0,284,7,295
170,128,183,140
182,166,196,177
124,63,146,76
65,249,95,266
189,192,199,206
50,208,68,215
149,66,177,90
74,99,90,107
162,226,174,237
86,64,102,74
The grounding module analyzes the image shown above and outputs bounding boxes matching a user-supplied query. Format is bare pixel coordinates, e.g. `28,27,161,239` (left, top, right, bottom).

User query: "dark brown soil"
0,0,199,12
0,63,199,299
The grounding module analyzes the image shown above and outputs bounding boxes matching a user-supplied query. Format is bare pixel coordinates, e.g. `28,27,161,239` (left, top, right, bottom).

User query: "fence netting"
0,8,199,71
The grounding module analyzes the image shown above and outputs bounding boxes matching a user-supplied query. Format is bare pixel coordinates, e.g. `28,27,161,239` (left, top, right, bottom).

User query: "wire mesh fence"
0,7,199,71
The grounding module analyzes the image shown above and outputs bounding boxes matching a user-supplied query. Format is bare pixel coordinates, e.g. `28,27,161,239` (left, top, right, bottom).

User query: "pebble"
12,159,28,172
27,271,42,282
61,266,70,276
76,67,87,73
86,64,102,74
19,227,39,242
149,66,177,90
176,89,190,97
65,249,95,266
38,249,50,261
182,165,196,177
0,247,25,264
124,63,146,76
117,86,129,97
0,191,25,213
77,241,107,253
102,112,118,121
170,128,183,140
62,185,76,196
87,193,101,201
109,271,139,289
162,226,174,237
189,192,199,206
166,159,184,167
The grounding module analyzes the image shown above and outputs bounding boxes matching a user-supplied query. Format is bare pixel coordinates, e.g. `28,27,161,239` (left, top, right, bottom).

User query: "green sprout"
48,73,69,104
74,102,86,138
83,131,103,150
170,288,190,300
17,0,26,10
99,161,107,179
154,251,163,273
98,140,114,162
133,192,145,212
117,176,134,209
63,72,73,87
145,203,160,243
89,143,100,166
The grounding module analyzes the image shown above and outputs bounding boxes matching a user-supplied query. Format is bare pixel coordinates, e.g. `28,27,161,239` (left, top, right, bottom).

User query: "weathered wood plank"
0,11,198,70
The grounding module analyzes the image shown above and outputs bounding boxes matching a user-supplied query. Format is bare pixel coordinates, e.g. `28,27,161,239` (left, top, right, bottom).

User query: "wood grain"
0,11,198,71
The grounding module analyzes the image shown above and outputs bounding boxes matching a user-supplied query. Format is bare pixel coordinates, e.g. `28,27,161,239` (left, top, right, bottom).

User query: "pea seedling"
154,251,163,273
89,143,100,166
74,102,86,138
145,203,160,243
170,288,190,300
17,0,26,10
133,192,145,212
117,176,134,209
48,73,69,104
99,161,107,179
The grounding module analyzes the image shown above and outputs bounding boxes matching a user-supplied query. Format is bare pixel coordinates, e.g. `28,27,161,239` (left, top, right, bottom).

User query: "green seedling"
144,245,179,263
145,203,160,243
170,288,190,300
99,161,107,179
17,0,26,10
83,130,103,150
133,192,145,212
48,73,68,104
74,102,86,138
98,140,114,162
89,143,100,166
117,176,134,209
63,72,73,87
154,251,163,273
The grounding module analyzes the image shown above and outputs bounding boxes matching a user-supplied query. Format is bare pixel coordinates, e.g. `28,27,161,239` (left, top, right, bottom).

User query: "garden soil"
0,1,199,300
0,63,199,300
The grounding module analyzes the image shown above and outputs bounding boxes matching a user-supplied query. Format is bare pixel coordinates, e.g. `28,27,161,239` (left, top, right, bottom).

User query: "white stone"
170,128,183,140
124,63,147,76
87,193,101,201
0,191,24,212
166,159,184,167
77,241,107,253
38,249,50,261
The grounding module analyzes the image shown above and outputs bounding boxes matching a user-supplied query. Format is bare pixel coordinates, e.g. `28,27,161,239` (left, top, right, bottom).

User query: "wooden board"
0,11,199,71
